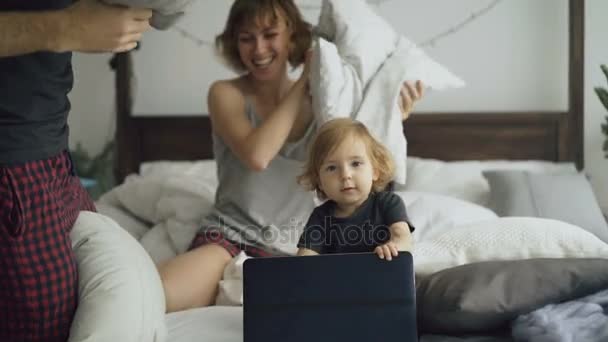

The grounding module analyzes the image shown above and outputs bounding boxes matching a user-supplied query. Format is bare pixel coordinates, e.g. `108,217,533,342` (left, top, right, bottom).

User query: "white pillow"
413,217,608,276
310,37,362,121
311,0,464,110
315,0,399,83
310,0,464,186
69,211,166,342
395,191,498,242
402,157,578,206
392,37,465,91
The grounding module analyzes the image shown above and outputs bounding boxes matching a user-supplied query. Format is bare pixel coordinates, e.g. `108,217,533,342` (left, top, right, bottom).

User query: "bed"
95,0,608,341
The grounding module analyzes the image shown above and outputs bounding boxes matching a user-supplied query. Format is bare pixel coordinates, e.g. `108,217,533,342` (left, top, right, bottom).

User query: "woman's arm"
208,72,310,171
0,0,152,57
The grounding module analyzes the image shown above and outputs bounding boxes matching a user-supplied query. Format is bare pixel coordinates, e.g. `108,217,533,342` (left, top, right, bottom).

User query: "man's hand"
58,0,153,53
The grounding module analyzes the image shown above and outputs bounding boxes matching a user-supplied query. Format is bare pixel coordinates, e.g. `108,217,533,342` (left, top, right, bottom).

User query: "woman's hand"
374,241,399,261
398,80,425,120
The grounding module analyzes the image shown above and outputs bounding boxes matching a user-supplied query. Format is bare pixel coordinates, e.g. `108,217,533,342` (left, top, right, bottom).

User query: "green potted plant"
70,141,115,199
595,64,608,158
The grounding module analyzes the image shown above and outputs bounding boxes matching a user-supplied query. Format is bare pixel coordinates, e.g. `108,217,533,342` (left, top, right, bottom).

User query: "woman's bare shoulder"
207,78,247,119
208,77,246,97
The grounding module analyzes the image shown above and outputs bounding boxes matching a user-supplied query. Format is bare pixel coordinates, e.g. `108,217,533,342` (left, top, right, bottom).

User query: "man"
0,1,152,341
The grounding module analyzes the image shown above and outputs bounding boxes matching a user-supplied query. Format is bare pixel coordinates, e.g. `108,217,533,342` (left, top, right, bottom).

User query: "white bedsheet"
165,306,242,342
163,306,514,342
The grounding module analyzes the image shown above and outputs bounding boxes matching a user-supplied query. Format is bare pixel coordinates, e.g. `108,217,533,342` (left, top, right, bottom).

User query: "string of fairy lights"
170,0,503,49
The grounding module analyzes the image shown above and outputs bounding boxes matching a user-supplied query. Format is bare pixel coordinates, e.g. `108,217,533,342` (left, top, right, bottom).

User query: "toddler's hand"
374,242,399,261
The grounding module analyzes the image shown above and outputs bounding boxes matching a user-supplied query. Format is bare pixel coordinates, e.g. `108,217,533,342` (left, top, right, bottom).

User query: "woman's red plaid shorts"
0,151,95,342
189,229,273,258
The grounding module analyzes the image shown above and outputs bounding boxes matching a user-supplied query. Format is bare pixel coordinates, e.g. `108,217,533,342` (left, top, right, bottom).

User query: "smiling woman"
157,0,319,312
153,0,425,314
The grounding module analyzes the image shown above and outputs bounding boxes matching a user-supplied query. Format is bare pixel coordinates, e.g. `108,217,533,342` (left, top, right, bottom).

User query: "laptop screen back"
243,252,417,342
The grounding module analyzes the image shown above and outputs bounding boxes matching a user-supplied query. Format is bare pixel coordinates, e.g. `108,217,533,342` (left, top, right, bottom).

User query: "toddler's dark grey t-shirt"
298,191,414,254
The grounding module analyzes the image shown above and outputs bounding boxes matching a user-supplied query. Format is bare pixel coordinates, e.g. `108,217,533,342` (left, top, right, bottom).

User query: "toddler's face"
318,135,378,211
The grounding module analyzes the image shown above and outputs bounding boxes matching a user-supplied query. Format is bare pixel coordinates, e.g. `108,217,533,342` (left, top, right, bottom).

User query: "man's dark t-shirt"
297,191,414,254
0,0,74,164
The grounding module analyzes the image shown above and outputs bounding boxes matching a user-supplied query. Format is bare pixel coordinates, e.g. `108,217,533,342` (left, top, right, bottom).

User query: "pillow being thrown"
102,0,194,30
310,0,465,121
309,0,464,186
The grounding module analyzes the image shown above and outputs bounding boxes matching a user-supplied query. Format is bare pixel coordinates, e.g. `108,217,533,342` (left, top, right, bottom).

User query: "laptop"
243,252,417,342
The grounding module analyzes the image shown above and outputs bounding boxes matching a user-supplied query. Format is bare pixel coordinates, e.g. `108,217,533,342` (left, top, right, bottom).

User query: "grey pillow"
482,170,608,243
416,258,608,335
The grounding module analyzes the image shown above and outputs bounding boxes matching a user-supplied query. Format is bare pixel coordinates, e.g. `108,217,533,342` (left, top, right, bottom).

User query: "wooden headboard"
113,0,584,183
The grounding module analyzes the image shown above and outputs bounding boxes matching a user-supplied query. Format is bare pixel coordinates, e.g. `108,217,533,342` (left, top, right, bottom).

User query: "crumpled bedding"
97,167,608,309
512,289,608,342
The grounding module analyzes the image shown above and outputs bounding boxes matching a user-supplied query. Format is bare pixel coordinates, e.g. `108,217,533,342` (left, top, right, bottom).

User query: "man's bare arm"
0,0,152,58
0,11,63,57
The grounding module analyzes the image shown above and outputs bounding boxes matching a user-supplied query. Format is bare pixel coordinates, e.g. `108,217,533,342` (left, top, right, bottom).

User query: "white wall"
129,0,569,114
67,0,607,208
69,53,115,154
